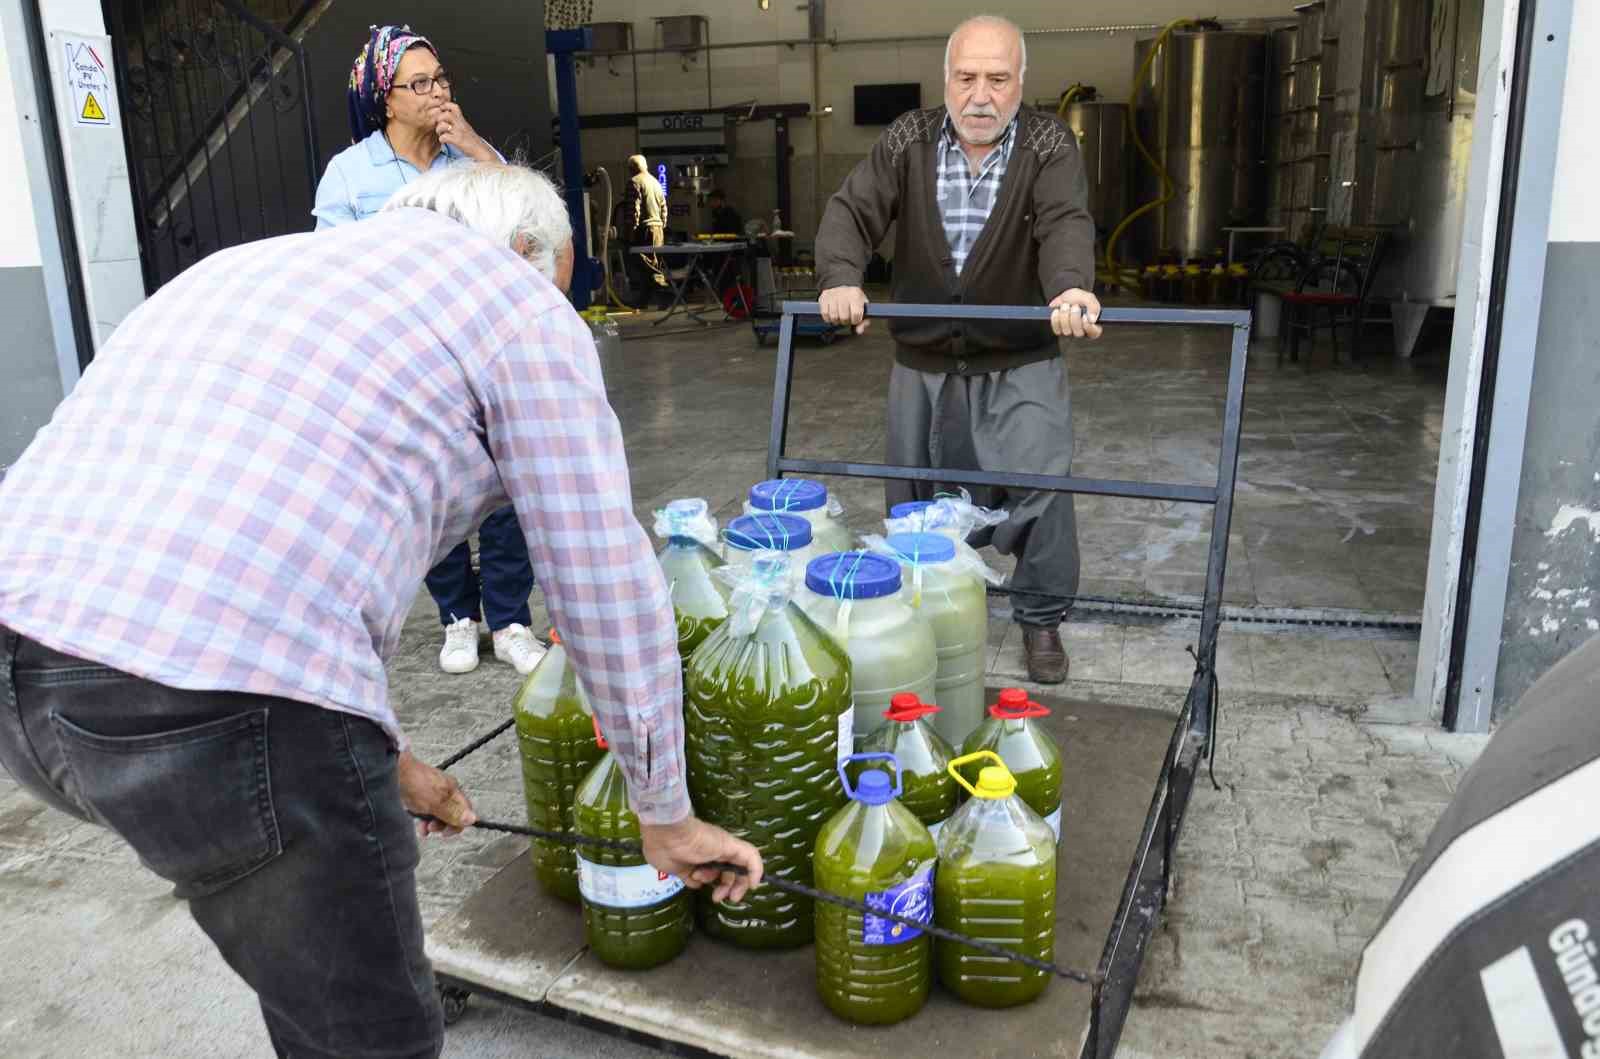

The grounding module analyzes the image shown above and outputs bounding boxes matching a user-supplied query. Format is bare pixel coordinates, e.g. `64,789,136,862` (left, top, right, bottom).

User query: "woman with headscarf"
314,26,544,679
312,25,499,227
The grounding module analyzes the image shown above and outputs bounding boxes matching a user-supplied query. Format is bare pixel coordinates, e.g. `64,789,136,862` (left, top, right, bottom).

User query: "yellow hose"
1102,17,1194,291
1055,83,1085,118
593,165,631,310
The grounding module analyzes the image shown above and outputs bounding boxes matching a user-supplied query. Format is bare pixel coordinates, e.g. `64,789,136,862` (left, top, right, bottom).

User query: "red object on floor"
723,284,756,320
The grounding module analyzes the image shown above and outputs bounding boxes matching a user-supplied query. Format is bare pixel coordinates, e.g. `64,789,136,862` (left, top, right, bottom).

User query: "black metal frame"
435,301,1251,1056
771,301,1250,1058
104,0,321,292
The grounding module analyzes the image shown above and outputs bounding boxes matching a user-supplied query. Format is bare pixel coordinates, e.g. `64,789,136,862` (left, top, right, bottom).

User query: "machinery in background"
638,111,731,239
1055,86,1129,240
1353,0,1481,353
1126,24,1270,267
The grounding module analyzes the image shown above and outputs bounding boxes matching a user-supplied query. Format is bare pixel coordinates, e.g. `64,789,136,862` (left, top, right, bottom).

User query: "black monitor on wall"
854,83,922,125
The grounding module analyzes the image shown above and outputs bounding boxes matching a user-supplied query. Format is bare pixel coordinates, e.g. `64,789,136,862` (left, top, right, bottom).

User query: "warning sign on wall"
62,37,114,127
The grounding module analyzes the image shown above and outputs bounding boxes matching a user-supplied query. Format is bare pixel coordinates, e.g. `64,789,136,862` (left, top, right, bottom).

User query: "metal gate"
103,0,321,291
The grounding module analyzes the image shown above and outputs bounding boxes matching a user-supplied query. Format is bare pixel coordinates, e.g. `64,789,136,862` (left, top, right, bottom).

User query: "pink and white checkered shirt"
0,209,690,823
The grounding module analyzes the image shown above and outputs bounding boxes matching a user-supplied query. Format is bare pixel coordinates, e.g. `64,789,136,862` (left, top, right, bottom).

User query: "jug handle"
838,751,903,801
947,749,1008,798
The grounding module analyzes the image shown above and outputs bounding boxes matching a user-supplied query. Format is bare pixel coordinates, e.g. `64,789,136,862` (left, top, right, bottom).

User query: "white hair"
943,15,1027,83
383,163,572,282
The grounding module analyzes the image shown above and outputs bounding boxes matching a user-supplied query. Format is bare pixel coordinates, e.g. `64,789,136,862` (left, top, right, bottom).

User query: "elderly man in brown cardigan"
815,14,1102,684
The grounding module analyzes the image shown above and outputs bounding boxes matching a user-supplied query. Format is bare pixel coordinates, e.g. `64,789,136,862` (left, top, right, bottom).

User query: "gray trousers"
885,356,1080,626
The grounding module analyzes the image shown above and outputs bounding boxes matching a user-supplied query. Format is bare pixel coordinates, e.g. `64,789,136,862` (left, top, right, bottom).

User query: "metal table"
631,241,751,326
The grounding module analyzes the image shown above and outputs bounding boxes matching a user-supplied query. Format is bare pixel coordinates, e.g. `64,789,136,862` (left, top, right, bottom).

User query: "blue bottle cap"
889,500,932,519
884,532,956,564
749,478,827,513
804,551,901,599
854,769,895,806
724,513,812,552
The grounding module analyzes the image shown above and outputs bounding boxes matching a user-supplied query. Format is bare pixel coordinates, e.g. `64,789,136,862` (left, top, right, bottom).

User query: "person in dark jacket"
706,189,744,235
814,14,1101,683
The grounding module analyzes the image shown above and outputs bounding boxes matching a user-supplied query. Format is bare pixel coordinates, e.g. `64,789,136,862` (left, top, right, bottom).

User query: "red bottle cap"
884,692,942,723
592,713,608,750
989,688,1050,720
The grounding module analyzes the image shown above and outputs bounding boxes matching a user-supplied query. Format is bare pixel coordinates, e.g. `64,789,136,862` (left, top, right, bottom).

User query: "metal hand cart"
751,260,844,346
427,301,1251,1059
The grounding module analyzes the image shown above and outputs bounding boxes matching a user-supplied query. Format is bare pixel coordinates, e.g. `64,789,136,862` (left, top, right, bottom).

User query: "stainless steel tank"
1061,101,1128,236
1358,0,1478,305
1129,30,1269,263
1266,25,1300,229
1285,1,1339,243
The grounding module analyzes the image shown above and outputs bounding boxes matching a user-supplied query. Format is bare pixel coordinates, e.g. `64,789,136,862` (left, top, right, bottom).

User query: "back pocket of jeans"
50,709,282,899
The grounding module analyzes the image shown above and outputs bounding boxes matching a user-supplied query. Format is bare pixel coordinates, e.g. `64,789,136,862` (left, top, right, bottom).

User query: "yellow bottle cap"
948,750,1017,799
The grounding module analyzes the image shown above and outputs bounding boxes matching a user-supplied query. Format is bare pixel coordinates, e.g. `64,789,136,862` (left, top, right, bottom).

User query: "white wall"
566,1,1295,238
0,13,42,268
38,0,144,344
1547,0,1599,243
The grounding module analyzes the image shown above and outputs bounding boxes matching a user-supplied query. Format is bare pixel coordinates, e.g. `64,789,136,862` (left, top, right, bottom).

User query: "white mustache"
962,106,999,118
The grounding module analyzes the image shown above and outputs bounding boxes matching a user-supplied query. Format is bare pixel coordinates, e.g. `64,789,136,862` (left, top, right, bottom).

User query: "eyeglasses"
393,72,451,95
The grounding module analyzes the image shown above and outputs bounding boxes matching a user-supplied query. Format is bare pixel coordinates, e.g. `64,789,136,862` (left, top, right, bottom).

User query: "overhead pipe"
566,20,1297,60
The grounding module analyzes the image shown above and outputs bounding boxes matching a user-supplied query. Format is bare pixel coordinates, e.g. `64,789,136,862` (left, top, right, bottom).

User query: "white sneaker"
439,616,481,674
493,623,546,675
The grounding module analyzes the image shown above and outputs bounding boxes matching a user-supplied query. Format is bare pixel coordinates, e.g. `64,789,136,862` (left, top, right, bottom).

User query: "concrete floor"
617,310,1445,616
0,310,1481,1058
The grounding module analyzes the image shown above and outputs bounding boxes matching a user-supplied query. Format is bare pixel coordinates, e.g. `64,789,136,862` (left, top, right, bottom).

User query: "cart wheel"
439,985,471,1025
820,329,836,344
754,330,770,347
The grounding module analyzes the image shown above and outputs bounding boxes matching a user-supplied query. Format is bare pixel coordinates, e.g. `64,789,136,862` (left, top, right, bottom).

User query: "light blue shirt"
312,129,475,229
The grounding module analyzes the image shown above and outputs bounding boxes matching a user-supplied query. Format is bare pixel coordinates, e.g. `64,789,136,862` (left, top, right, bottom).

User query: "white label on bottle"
577,855,685,909
1046,806,1062,841
836,710,853,764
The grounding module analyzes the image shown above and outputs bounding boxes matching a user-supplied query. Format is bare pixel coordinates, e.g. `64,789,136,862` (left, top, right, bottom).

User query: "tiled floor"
610,311,1447,617
0,308,1467,1058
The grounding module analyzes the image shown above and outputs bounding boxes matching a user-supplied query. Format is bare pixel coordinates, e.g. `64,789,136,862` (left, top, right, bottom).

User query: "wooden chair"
1279,226,1389,365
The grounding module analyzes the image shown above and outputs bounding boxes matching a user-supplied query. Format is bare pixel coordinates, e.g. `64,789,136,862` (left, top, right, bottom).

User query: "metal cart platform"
429,301,1250,1057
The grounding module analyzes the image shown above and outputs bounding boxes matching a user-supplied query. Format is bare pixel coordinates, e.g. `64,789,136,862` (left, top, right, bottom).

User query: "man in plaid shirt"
0,163,760,1058
816,15,1101,685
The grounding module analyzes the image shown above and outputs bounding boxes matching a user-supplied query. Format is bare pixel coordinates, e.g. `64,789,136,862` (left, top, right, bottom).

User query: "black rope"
433,717,516,771
1186,644,1222,792
424,720,1099,986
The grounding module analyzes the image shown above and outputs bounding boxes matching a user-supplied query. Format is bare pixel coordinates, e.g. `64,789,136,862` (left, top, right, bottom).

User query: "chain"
426,723,1099,987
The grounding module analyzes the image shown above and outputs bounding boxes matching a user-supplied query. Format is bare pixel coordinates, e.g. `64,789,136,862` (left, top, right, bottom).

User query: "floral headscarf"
346,24,437,143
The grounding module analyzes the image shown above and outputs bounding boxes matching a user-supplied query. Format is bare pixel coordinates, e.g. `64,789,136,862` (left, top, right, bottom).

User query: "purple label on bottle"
862,862,934,946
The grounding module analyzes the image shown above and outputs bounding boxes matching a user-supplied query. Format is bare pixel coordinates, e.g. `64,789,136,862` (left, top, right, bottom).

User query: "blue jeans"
424,505,534,631
0,627,443,1059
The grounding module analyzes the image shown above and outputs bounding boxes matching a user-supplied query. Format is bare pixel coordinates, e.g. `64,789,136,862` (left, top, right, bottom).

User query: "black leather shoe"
1022,625,1069,684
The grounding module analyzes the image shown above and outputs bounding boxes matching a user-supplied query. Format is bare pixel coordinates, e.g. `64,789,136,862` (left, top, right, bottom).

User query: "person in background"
814,15,1101,685
706,188,743,236
626,153,669,303
0,162,762,1058
314,25,543,676
313,25,499,225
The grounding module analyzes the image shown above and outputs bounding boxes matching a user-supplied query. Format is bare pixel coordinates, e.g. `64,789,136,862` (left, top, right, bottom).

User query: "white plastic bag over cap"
653,498,720,550
860,533,1003,590
883,488,1008,541
714,550,796,636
